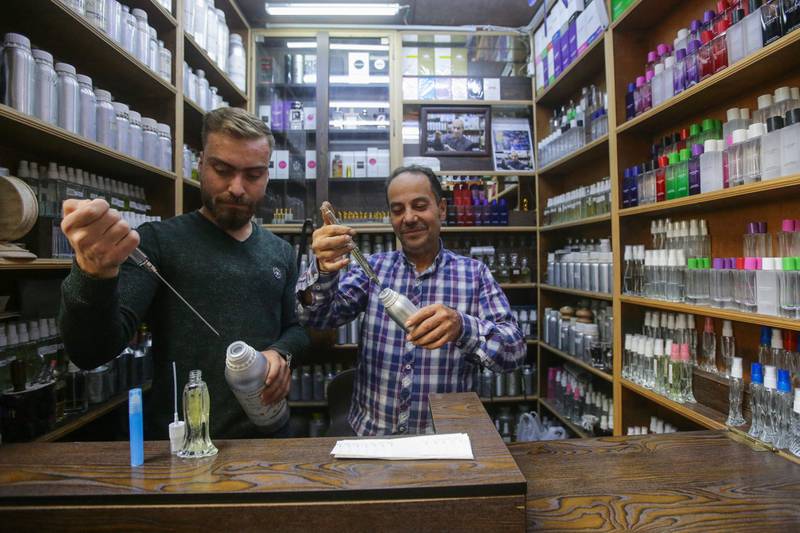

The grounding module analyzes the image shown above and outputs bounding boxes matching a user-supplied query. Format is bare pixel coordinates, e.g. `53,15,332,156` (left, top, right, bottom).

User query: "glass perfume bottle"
496,253,511,283
720,320,736,377
790,389,800,457
775,369,794,449
701,317,717,373
726,357,746,426
748,362,765,439
178,369,218,458
760,365,778,444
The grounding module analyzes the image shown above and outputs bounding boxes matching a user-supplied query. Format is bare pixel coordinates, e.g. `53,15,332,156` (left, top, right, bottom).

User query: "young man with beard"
58,107,308,439
297,165,525,436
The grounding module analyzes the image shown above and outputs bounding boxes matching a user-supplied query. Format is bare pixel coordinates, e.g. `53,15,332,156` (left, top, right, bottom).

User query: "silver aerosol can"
225,341,289,433
378,288,418,332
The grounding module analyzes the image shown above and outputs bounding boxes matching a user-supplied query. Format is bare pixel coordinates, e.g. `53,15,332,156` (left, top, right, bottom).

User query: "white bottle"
225,341,290,433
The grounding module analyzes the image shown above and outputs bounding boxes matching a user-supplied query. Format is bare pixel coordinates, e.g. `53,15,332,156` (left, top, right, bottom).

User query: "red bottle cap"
659,155,669,168
701,30,714,44
680,128,689,140
736,257,745,270
716,0,728,14
783,330,797,352
716,18,730,34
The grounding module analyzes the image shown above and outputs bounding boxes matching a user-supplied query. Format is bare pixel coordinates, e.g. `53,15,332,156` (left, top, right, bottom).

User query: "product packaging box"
275,150,290,180
304,106,316,130
348,52,370,82
305,150,316,180
354,151,367,178
366,147,380,177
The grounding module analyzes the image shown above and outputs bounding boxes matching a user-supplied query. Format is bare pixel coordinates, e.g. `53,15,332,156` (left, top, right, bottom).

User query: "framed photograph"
420,106,491,157
491,119,534,171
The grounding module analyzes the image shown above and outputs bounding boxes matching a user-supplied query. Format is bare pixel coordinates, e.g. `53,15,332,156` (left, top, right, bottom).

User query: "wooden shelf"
619,174,800,217
0,312,21,321
434,170,536,177
539,342,613,382
184,33,248,106
616,30,800,136
403,100,532,106
538,398,589,438
621,378,727,430
500,283,537,290
183,178,200,189
36,382,153,442
0,105,176,189
288,400,327,408
610,0,681,32
481,395,538,405
441,226,538,233
0,259,72,271
620,295,800,332
539,284,613,301
539,214,612,232
4,1,176,121
536,135,609,177
262,224,393,234
526,339,539,346
535,35,606,107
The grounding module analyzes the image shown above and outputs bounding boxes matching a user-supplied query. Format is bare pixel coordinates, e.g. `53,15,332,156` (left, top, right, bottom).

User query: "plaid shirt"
296,244,525,436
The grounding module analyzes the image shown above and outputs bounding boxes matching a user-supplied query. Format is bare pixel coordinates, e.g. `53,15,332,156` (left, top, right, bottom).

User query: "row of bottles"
622,85,800,209
446,179,511,227
287,363,349,402
491,403,537,444
538,84,609,167
542,178,611,227
545,238,614,294
183,0,247,90
624,0,800,122
546,365,614,437
626,416,680,435
473,364,536,399
542,301,613,373
183,62,231,112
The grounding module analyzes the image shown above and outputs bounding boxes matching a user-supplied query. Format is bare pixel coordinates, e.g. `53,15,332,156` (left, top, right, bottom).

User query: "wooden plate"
0,175,38,242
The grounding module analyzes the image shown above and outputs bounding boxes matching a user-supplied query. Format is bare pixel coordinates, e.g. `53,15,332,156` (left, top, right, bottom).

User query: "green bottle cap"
787,256,799,270
690,123,701,137
668,152,679,164
704,257,712,269
688,258,698,269
680,148,691,161
702,118,715,131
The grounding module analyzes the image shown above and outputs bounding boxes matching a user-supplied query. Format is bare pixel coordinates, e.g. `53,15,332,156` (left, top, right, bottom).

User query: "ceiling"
239,0,540,29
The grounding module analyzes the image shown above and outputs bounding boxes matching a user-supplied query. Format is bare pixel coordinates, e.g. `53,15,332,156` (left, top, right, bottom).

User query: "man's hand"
260,350,290,405
61,198,140,279
311,224,356,273
405,304,463,350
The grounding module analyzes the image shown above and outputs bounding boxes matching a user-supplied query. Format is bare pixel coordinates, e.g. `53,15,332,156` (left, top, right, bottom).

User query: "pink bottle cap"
680,343,691,362
756,257,762,270
670,343,681,361
646,70,655,82
744,257,757,270
636,76,646,88
783,219,796,232
647,50,657,63
704,316,715,333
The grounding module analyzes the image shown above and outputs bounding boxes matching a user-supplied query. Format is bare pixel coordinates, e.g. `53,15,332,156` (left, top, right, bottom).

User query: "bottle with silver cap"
32,49,57,124
141,117,159,166
112,101,129,153
132,8,149,64
76,74,96,140
2,33,35,115
104,0,122,44
224,340,289,433
128,110,143,159
157,122,172,170
95,89,115,148
56,62,80,134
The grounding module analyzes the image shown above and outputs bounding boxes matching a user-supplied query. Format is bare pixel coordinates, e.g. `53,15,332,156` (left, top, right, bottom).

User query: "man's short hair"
201,107,275,151
385,165,444,204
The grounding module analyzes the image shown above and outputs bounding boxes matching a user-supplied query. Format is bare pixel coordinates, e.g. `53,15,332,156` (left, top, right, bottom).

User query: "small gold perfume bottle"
178,370,218,458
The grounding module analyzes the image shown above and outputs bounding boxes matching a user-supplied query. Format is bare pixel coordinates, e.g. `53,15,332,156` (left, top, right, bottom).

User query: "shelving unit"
538,398,589,438
536,135,609,177
539,284,613,302
0,259,72,271
539,343,613,383
539,213,612,232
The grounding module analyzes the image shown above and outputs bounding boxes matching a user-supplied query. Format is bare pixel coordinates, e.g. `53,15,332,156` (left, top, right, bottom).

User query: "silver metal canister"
3,33,35,115
493,371,505,397
87,365,109,404
32,49,57,124
379,288,418,332
480,368,493,398
521,365,534,396
600,262,611,293
506,368,520,396
56,62,80,134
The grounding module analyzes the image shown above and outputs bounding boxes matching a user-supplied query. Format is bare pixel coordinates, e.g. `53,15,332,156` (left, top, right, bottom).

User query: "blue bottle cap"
751,362,763,385
760,326,771,345
628,82,636,93
778,369,792,393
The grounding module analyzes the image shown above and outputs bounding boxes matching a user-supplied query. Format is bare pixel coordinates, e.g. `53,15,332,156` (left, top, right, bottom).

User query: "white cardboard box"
484,78,501,100
354,151,367,177
258,104,271,129
305,150,316,180
275,150,290,180
348,52,370,83
377,149,390,177
367,147,380,177
304,106,316,130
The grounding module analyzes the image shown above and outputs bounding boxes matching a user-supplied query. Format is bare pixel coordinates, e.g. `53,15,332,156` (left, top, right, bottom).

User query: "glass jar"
183,0,194,37
64,362,88,414
196,69,209,110
84,0,106,30
205,0,218,61
228,33,246,91
32,48,57,124
188,68,198,103
178,369,218,458
157,123,172,171
94,89,116,149
209,85,219,110
2,33,35,115
147,26,159,73
128,110,143,159
216,9,228,71
192,0,207,48
120,5,136,55
158,40,172,83
76,74,97,140
131,8,149,64
141,117,159,166
55,62,80,134
104,0,122,44
112,101,130,155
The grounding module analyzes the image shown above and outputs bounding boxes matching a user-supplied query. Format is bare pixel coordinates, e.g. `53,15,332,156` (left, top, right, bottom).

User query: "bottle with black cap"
760,113,785,180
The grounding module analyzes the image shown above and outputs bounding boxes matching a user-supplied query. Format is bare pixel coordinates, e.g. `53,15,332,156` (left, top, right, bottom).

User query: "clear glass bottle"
748,362,765,438
228,33,246,91
55,62,80,134
720,320,736,377
112,102,130,155
131,8,149,65
761,365,779,444
32,49,57,125
726,357,746,426
178,369,218,458
196,69,209,111
790,389,800,457
775,369,793,449
701,317,717,373
127,110,143,160
496,253,511,284
147,26,159,73
84,0,106,30
76,74,96,141
158,40,172,83
216,8,228,71
120,5,136,55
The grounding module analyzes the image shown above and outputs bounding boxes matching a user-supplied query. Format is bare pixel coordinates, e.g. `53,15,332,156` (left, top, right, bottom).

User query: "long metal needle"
129,248,221,337
320,202,381,286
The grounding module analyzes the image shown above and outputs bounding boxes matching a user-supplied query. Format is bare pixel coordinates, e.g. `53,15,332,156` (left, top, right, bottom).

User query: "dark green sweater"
59,211,309,439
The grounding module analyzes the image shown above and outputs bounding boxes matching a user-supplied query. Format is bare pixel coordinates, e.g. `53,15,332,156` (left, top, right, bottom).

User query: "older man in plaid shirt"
296,165,525,436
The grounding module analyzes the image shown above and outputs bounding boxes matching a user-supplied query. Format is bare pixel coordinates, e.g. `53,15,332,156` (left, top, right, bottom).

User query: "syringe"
129,248,221,337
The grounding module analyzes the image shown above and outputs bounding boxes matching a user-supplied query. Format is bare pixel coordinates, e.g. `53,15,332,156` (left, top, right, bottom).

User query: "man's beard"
201,182,257,231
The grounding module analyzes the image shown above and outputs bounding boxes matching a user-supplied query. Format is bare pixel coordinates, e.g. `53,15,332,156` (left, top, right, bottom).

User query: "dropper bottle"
168,360,186,454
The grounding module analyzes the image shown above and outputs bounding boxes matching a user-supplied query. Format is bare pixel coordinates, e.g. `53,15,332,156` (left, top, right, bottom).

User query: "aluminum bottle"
157,122,172,170
224,341,289,433
95,89,115,148
76,74,96,140
3,33,35,115
32,49,57,124
56,62,80,134
379,288,419,332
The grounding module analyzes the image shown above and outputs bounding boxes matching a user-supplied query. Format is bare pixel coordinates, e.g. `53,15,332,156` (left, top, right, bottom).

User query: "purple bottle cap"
676,48,687,61
624,167,631,178
782,219,796,232
686,40,699,54
657,43,668,57
703,10,716,24
756,257,763,270
690,19,702,33
744,257,756,270
636,76,646,88
713,257,724,269
646,70,655,82
691,144,704,157
758,221,767,233
747,222,758,234
628,82,636,93
647,50,657,63
727,258,736,269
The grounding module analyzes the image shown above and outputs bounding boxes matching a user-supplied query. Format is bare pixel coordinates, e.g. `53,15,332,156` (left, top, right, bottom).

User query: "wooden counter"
510,431,800,531
0,393,526,532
